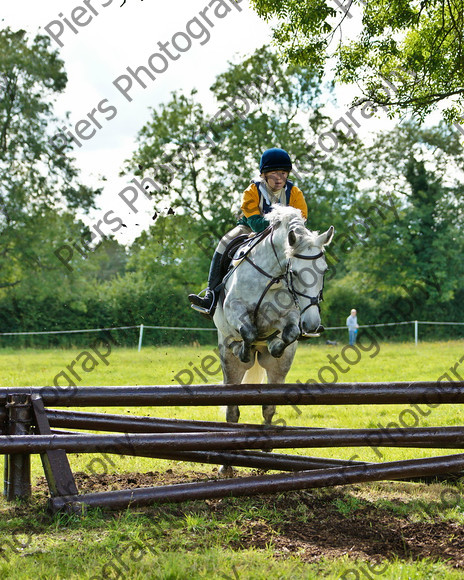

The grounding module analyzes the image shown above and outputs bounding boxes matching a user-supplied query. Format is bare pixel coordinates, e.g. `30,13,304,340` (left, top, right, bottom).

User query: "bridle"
237,228,325,325
286,250,325,316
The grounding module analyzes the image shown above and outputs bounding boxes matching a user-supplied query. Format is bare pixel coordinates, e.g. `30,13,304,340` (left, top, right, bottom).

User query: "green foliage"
127,214,209,289
249,0,464,122
1,33,463,343
124,45,362,241
325,121,464,330
0,27,100,292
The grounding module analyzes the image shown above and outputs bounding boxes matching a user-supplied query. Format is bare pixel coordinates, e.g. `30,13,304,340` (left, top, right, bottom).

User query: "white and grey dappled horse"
213,205,334,475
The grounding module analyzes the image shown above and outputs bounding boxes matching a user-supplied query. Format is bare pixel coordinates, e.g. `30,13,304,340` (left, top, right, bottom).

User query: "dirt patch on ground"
230,493,464,567
33,470,464,568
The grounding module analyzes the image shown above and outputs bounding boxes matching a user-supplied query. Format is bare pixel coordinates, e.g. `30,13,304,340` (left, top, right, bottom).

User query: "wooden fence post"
5,394,32,501
31,395,78,497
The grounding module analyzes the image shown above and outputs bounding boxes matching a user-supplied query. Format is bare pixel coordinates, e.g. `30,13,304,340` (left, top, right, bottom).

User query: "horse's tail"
242,352,266,384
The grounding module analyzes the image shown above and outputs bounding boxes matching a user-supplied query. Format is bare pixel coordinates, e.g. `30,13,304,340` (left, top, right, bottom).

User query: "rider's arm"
240,183,269,232
246,214,269,232
289,185,308,220
241,183,260,218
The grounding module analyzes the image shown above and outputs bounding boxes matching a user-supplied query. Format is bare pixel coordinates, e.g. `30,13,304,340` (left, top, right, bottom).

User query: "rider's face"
264,171,289,192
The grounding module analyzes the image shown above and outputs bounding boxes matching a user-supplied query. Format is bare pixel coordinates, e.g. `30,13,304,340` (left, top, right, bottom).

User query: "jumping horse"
213,205,334,475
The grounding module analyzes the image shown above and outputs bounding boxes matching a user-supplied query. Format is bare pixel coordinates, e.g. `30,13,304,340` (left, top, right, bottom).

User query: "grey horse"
213,205,334,475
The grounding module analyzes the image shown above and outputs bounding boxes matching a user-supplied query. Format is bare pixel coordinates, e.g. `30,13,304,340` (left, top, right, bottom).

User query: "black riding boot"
188,251,223,315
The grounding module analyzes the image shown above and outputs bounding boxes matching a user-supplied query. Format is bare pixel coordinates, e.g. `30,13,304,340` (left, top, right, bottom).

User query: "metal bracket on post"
31,395,78,497
5,394,32,501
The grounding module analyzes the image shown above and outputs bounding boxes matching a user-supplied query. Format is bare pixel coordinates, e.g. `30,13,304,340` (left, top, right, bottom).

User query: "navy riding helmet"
259,148,292,174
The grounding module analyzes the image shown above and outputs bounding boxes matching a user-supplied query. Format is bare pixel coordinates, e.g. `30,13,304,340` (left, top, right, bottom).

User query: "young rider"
188,147,308,316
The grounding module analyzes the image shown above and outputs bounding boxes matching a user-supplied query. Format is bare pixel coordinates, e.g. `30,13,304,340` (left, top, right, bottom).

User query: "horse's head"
266,206,334,335
285,219,334,335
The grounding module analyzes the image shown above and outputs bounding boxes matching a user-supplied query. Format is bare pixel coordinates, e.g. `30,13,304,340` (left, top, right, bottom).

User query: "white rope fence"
1,321,464,350
0,325,139,335
0,324,217,351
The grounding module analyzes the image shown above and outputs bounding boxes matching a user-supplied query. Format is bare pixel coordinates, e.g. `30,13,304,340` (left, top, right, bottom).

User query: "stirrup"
190,302,212,314
298,332,321,340
190,302,214,320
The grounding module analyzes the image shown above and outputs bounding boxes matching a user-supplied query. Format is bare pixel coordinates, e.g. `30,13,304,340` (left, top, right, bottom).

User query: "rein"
243,231,286,325
237,230,324,326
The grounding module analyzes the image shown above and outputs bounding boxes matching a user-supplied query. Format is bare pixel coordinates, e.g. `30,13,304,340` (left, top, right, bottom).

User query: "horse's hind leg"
260,404,276,453
262,404,276,426
219,403,241,477
218,337,251,477
219,343,247,423
226,405,240,424
258,342,298,423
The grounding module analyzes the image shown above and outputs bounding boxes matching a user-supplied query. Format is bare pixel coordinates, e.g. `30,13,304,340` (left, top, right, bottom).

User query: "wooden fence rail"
1,382,463,513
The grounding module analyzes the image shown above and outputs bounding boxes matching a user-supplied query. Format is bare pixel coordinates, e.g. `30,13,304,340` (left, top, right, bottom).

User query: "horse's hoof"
239,323,257,344
282,323,300,345
219,465,236,478
269,340,286,358
239,343,252,363
239,352,251,363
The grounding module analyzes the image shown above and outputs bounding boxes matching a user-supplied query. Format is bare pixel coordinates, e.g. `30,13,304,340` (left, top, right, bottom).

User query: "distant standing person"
346,309,359,346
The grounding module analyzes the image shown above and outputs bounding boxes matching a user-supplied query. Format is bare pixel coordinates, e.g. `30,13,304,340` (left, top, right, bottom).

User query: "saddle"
220,226,273,282
219,234,249,276
213,227,273,313
193,228,272,321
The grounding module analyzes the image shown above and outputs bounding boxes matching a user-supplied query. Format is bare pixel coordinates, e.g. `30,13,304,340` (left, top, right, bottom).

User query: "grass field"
1,340,464,579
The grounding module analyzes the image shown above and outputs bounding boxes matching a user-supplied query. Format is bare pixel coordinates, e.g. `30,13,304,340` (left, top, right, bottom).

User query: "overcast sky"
2,0,410,243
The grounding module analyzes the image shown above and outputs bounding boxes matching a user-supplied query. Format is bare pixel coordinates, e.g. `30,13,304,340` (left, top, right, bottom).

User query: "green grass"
1,340,464,578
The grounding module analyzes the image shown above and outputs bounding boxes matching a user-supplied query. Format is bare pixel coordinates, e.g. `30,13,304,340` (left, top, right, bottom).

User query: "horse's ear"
317,225,334,247
288,229,297,246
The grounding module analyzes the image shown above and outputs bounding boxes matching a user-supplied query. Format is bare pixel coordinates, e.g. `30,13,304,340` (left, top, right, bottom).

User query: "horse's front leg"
267,311,300,358
225,299,257,363
282,320,300,345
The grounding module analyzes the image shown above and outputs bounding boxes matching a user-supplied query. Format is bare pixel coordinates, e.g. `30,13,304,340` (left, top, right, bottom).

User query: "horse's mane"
267,206,320,255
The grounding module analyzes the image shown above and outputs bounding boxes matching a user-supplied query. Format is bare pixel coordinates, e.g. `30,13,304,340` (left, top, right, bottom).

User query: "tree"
126,214,209,290
124,46,365,252
91,238,128,282
249,0,464,122
0,28,99,291
332,121,464,325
